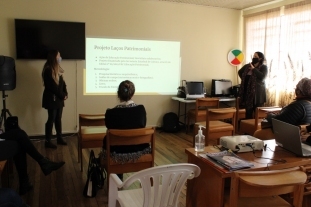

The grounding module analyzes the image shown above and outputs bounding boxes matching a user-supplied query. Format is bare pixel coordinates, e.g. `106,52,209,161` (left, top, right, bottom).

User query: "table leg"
184,102,187,126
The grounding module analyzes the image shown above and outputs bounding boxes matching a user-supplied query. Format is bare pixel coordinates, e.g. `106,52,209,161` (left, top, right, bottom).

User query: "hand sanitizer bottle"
195,125,205,152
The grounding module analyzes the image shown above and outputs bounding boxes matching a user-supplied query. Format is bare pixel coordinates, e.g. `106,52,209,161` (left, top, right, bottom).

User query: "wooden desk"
171,97,236,125
185,140,311,207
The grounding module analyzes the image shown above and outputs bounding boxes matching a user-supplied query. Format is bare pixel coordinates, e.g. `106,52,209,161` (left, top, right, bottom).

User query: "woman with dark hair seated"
103,80,150,179
0,128,65,195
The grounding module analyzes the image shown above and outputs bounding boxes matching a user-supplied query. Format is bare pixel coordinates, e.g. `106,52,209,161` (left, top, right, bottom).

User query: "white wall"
0,0,241,135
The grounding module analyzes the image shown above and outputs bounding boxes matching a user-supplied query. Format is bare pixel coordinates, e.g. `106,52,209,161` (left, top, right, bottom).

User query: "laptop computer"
185,81,205,100
272,118,311,157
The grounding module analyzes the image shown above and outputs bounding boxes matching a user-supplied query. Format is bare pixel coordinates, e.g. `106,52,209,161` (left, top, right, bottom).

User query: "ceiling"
150,0,280,10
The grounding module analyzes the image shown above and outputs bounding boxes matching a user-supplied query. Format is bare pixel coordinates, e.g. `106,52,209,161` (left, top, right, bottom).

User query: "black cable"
245,144,286,164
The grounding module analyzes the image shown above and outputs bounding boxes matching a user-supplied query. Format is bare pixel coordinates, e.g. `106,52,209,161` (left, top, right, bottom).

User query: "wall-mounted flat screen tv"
15,19,85,60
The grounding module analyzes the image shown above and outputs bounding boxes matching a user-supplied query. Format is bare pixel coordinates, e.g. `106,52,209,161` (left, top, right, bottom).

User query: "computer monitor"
211,79,232,97
185,81,205,99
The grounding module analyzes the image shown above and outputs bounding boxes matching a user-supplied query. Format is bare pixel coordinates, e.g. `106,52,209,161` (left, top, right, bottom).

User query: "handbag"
83,150,105,198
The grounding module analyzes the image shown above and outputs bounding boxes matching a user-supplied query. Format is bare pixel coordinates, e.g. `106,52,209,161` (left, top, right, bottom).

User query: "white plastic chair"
108,163,201,207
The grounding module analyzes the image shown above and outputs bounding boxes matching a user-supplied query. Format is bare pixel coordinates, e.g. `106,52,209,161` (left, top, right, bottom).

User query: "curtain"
244,1,311,107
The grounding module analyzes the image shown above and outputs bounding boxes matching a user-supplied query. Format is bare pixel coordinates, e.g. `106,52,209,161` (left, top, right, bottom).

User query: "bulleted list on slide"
85,38,181,95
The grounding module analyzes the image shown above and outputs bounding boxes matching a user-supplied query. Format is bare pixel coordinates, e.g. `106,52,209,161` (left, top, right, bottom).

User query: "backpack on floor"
162,112,180,133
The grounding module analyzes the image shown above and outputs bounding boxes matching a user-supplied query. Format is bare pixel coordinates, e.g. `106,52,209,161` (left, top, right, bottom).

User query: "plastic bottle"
195,125,205,152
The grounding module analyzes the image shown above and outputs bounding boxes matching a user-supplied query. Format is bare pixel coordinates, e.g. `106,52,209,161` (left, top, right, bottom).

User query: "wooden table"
171,97,236,125
185,140,311,207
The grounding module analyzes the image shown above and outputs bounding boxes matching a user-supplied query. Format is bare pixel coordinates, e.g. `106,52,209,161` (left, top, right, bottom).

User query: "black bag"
83,150,105,198
5,116,20,132
162,112,180,133
177,80,186,98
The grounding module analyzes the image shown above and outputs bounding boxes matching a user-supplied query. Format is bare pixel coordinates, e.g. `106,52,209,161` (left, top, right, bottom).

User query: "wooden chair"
102,127,155,187
78,113,106,172
108,163,201,207
224,167,307,207
235,97,246,134
186,98,220,134
194,107,236,146
239,106,281,136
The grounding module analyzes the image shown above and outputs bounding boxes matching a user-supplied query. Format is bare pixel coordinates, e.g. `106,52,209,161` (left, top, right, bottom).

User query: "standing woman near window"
42,50,68,148
238,51,267,119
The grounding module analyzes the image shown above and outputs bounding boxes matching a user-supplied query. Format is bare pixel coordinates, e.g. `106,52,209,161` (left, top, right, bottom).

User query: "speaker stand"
0,91,12,130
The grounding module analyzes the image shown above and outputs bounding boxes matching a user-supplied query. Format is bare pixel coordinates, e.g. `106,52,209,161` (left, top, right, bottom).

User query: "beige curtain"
244,1,311,107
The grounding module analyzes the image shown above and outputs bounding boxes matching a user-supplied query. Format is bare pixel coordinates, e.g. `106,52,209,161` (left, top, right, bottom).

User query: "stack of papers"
206,151,254,171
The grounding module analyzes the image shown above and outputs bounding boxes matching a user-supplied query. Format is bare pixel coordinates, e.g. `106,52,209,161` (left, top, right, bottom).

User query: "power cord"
245,143,286,164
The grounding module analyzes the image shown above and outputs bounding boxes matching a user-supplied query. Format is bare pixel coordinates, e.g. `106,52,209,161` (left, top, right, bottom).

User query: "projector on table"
220,135,264,152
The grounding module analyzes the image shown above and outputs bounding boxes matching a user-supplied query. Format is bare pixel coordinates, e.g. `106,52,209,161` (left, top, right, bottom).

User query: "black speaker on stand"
0,56,16,130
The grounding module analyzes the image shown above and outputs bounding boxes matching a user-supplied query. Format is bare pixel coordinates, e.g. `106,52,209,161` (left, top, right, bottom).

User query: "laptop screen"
272,118,310,156
186,81,204,95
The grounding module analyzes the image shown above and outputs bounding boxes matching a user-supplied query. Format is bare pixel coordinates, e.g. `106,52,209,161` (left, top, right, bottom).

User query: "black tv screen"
15,19,85,60
211,79,232,96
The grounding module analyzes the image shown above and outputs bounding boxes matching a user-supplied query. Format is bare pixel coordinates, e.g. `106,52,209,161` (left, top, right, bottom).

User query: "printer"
220,135,264,152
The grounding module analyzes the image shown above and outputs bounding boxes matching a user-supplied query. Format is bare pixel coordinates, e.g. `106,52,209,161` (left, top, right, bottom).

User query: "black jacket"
103,105,148,153
267,99,311,126
238,63,267,105
42,67,68,109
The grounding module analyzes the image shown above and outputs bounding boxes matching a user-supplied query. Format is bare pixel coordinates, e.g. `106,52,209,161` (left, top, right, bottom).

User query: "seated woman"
0,127,65,195
254,77,311,140
103,80,150,178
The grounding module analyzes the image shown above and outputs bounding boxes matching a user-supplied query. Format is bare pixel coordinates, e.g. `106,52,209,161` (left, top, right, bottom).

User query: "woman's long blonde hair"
42,49,62,85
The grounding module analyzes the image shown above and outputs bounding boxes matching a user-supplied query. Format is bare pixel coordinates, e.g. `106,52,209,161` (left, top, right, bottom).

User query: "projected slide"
85,38,181,95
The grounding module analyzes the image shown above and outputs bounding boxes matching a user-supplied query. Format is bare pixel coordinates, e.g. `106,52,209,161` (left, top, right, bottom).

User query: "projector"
220,135,264,152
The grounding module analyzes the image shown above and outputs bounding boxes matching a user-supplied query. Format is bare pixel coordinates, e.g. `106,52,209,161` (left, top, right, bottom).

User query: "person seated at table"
254,77,311,140
102,80,150,179
266,77,311,125
0,127,65,195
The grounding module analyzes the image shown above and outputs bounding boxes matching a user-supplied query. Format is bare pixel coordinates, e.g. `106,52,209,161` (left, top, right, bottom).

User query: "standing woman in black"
42,50,68,148
238,51,267,119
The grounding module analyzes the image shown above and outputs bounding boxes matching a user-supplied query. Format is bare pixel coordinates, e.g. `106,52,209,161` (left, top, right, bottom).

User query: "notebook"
185,81,205,100
272,118,311,157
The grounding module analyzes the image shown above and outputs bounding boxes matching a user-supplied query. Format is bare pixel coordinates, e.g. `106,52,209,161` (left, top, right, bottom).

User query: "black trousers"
0,129,44,184
45,108,63,141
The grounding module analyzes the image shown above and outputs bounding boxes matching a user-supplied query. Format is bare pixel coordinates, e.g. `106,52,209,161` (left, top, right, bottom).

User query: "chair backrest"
104,127,156,182
79,113,105,129
195,98,219,119
254,106,282,130
106,127,155,148
228,167,307,207
206,108,236,127
205,108,236,145
207,107,236,121
109,163,201,207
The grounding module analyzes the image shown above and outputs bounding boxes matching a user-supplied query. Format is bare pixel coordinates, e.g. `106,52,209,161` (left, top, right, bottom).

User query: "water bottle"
195,125,205,152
